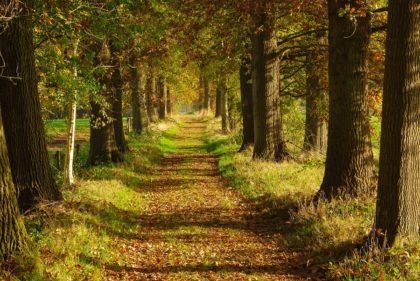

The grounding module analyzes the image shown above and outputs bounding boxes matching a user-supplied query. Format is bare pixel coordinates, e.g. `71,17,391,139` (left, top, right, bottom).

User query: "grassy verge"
205,118,419,281
1,120,179,281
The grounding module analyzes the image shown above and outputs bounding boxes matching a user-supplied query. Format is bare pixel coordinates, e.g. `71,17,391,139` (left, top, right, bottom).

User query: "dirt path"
104,118,309,281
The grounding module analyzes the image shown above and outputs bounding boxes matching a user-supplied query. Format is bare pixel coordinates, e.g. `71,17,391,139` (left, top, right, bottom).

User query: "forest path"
104,117,308,281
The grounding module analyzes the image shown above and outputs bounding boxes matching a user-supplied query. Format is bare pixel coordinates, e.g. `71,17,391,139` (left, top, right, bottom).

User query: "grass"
44,118,91,131
0,120,180,281
204,118,419,281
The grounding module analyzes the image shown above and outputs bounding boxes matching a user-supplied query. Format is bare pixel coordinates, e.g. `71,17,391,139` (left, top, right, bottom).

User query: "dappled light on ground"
103,117,314,281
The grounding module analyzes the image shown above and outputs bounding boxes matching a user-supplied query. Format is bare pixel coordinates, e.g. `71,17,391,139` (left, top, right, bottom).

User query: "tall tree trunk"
139,64,150,129
239,58,254,151
157,77,167,120
375,0,420,246
111,54,127,153
88,100,123,165
64,38,79,187
303,55,327,154
203,77,211,115
0,109,27,256
64,102,77,187
146,65,158,123
228,88,236,130
129,53,143,134
87,41,123,165
251,13,287,161
215,87,222,118
198,80,203,115
319,0,376,199
167,88,172,116
0,0,61,211
219,77,230,134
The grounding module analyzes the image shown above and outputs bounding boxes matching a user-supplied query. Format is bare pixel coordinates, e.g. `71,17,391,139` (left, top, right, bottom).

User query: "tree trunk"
251,13,287,161
228,88,236,130
157,77,167,120
375,0,420,246
87,41,123,165
139,64,150,129
219,77,230,134
129,53,143,134
111,57,127,153
146,65,158,122
64,38,79,187
303,56,327,154
64,102,77,187
0,0,61,211
88,100,123,165
203,77,211,115
198,76,205,115
215,87,222,118
0,109,27,256
319,0,376,199
239,58,254,151
167,88,172,116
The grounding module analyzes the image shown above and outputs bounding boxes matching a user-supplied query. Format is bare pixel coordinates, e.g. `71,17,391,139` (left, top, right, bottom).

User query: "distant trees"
303,53,327,154
218,75,230,134
146,65,158,123
375,0,419,246
157,77,167,120
129,53,147,134
202,77,211,116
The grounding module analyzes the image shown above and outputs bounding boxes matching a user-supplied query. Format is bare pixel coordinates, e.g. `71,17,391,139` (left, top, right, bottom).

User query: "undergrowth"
205,118,419,281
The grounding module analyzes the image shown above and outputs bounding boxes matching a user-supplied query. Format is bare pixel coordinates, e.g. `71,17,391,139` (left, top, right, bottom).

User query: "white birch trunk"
64,39,79,187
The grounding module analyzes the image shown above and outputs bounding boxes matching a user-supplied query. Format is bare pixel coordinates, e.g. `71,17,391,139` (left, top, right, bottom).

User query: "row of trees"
0,0,418,258
0,0,179,257
192,0,419,246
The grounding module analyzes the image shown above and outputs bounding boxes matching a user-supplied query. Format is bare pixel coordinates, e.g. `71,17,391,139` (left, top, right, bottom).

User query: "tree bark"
375,0,420,246
0,109,27,256
0,0,61,211
138,64,150,129
64,102,77,187
88,99,123,165
87,41,123,165
111,55,127,153
203,77,211,115
239,58,254,151
197,76,204,115
129,53,143,134
215,87,222,118
146,65,158,122
167,88,172,116
219,77,230,134
303,55,327,154
251,13,288,161
319,0,376,199
157,77,167,120
64,38,79,187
